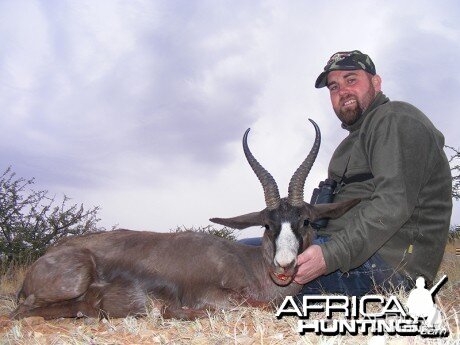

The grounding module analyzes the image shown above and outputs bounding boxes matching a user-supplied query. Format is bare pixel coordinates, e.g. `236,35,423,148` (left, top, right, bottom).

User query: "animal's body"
13,226,307,320
11,119,359,320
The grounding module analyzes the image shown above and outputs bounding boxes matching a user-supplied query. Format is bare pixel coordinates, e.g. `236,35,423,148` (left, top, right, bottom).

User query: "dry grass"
0,242,458,345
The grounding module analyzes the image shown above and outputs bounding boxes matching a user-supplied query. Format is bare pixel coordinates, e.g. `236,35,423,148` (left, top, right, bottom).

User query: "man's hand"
294,244,327,284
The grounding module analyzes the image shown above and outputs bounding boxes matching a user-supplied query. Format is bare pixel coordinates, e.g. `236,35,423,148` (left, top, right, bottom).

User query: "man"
295,50,452,295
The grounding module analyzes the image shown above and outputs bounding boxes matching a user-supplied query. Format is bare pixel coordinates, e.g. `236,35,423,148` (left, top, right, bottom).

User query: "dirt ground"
0,241,458,344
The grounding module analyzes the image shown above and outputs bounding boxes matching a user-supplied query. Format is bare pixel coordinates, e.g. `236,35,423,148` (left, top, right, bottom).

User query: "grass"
0,241,458,344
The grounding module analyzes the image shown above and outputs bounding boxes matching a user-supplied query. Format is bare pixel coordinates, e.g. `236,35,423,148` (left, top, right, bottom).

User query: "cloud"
373,1,460,144
0,0,270,187
0,0,458,230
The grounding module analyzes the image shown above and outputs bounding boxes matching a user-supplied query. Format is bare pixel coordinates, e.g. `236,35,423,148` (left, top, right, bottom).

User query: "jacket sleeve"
320,110,437,274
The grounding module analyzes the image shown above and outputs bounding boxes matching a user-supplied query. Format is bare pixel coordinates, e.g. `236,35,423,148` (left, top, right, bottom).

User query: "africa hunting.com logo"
276,275,450,338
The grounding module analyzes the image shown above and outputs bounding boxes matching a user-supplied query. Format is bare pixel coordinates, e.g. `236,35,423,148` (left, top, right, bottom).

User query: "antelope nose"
274,258,296,270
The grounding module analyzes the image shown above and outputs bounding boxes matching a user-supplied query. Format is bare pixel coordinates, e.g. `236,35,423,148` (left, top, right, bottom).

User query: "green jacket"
320,92,452,283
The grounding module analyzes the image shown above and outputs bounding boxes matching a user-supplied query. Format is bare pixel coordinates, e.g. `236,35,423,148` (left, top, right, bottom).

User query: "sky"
1,0,459,239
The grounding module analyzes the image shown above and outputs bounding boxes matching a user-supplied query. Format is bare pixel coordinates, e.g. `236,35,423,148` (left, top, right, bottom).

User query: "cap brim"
315,65,366,89
315,71,329,88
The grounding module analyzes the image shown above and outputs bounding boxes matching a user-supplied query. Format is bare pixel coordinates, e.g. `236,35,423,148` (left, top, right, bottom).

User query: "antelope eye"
264,224,270,230
303,219,309,227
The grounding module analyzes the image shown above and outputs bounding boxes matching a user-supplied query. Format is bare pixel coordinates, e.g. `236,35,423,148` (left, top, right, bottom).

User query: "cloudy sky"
1,0,459,238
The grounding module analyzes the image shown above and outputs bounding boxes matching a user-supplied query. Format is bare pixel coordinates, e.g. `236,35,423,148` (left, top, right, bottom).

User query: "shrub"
170,225,238,241
0,167,102,266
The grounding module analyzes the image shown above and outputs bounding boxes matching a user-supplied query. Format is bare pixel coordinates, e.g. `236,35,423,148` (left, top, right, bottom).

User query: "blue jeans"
240,234,411,297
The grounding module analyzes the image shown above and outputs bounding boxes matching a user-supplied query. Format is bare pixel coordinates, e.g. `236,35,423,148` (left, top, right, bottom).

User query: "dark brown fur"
11,197,359,320
10,229,302,319
11,120,360,320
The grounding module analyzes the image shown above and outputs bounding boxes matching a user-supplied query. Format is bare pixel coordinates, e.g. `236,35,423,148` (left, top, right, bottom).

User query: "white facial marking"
274,222,299,267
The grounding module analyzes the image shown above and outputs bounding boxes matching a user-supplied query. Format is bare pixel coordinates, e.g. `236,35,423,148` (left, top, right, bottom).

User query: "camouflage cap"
315,50,376,88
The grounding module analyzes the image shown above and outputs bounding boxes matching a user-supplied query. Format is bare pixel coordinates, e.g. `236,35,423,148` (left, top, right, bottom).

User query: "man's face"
327,70,381,126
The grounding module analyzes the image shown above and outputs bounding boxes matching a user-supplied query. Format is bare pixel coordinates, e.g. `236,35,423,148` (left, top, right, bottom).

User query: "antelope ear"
310,198,360,221
210,211,264,229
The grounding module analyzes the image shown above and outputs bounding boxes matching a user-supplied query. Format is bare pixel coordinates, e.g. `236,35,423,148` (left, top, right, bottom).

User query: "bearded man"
294,50,452,295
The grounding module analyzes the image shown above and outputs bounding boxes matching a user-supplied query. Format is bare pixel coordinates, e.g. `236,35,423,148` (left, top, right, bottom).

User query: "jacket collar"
341,92,390,132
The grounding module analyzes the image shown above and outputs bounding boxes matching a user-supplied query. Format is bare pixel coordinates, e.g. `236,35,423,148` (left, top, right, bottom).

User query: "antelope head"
210,119,359,286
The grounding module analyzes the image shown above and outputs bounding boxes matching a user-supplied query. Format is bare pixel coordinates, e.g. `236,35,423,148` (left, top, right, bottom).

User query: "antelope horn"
287,119,321,207
243,128,281,210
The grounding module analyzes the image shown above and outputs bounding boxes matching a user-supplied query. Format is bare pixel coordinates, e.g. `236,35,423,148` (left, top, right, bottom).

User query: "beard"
337,100,364,126
335,85,377,126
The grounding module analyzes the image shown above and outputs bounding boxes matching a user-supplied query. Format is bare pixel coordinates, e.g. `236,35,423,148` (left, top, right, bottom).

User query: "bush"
448,225,460,243
0,167,103,266
446,145,459,201
170,225,238,241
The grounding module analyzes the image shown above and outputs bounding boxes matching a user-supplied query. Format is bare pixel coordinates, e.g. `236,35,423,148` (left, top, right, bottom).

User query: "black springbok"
11,119,359,320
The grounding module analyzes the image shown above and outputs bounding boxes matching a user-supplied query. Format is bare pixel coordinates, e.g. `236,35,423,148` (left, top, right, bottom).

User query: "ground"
0,241,458,344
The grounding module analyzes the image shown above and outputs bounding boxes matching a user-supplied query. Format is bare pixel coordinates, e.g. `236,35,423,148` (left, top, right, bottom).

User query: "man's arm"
302,111,437,279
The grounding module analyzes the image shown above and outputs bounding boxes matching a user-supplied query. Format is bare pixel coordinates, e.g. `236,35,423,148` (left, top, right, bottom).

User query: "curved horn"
287,119,321,207
243,128,281,210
